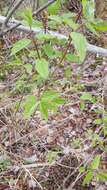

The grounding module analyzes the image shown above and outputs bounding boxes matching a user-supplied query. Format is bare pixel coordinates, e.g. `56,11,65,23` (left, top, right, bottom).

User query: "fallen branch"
0,15,107,57
2,0,25,29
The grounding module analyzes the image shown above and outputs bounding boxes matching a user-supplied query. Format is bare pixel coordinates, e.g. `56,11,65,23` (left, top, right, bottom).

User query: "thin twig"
2,0,25,28
23,166,43,189
33,0,56,17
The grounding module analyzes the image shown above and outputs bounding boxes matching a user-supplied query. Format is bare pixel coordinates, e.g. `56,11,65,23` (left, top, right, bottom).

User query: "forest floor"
0,3,107,190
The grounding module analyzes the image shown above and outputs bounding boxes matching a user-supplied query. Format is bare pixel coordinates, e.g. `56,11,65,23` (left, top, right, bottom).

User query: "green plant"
6,1,107,186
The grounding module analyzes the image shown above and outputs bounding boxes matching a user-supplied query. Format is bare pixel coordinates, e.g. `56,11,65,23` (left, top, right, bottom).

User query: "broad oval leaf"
40,90,65,120
46,151,58,164
21,8,33,28
23,95,37,118
35,59,49,79
11,38,31,55
97,172,107,181
83,171,93,185
91,155,101,170
66,53,80,63
80,92,96,103
92,20,107,31
40,101,48,120
48,0,61,15
70,32,87,62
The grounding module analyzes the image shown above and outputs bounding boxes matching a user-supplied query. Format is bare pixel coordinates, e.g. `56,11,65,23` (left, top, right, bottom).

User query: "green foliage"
21,8,33,28
40,90,65,119
35,59,49,79
83,155,101,185
48,0,61,15
1,1,107,186
64,66,72,79
11,38,31,55
80,92,96,103
82,0,95,21
91,155,101,170
97,172,107,181
46,150,58,163
42,44,56,58
0,156,11,171
70,32,87,63
36,33,56,41
66,53,79,63
23,95,37,118
92,20,107,31
24,63,33,75
83,171,93,185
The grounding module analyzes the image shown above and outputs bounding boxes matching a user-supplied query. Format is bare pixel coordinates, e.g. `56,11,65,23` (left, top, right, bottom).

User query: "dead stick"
2,0,25,28
0,15,107,57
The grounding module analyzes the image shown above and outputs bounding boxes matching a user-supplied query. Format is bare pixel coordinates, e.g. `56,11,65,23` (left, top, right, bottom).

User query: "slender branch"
2,0,25,28
0,15,107,57
59,37,72,64
5,0,16,16
33,0,56,17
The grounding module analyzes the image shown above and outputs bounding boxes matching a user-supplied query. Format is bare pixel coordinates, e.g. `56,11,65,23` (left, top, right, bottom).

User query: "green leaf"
103,125,107,136
9,57,22,66
66,53,80,63
94,119,102,125
97,172,107,181
23,95,37,118
63,18,79,30
43,44,55,58
48,0,61,15
41,91,61,102
40,90,65,119
79,166,85,174
21,8,33,28
35,59,49,79
85,22,99,36
24,64,32,74
82,0,95,20
80,92,95,103
92,20,107,31
36,33,55,41
46,151,58,164
80,101,85,110
11,38,31,55
40,101,48,120
49,15,62,24
103,116,107,123
70,32,87,62
91,155,101,170
83,171,93,185
61,12,76,19
64,66,72,79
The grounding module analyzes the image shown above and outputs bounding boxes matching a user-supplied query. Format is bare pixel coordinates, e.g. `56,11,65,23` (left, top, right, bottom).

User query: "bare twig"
2,0,25,29
33,0,56,17
23,166,43,189
9,163,51,170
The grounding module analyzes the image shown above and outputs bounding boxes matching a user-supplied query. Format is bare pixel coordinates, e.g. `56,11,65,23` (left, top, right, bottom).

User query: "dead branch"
0,15,107,57
33,0,57,17
2,0,25,29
